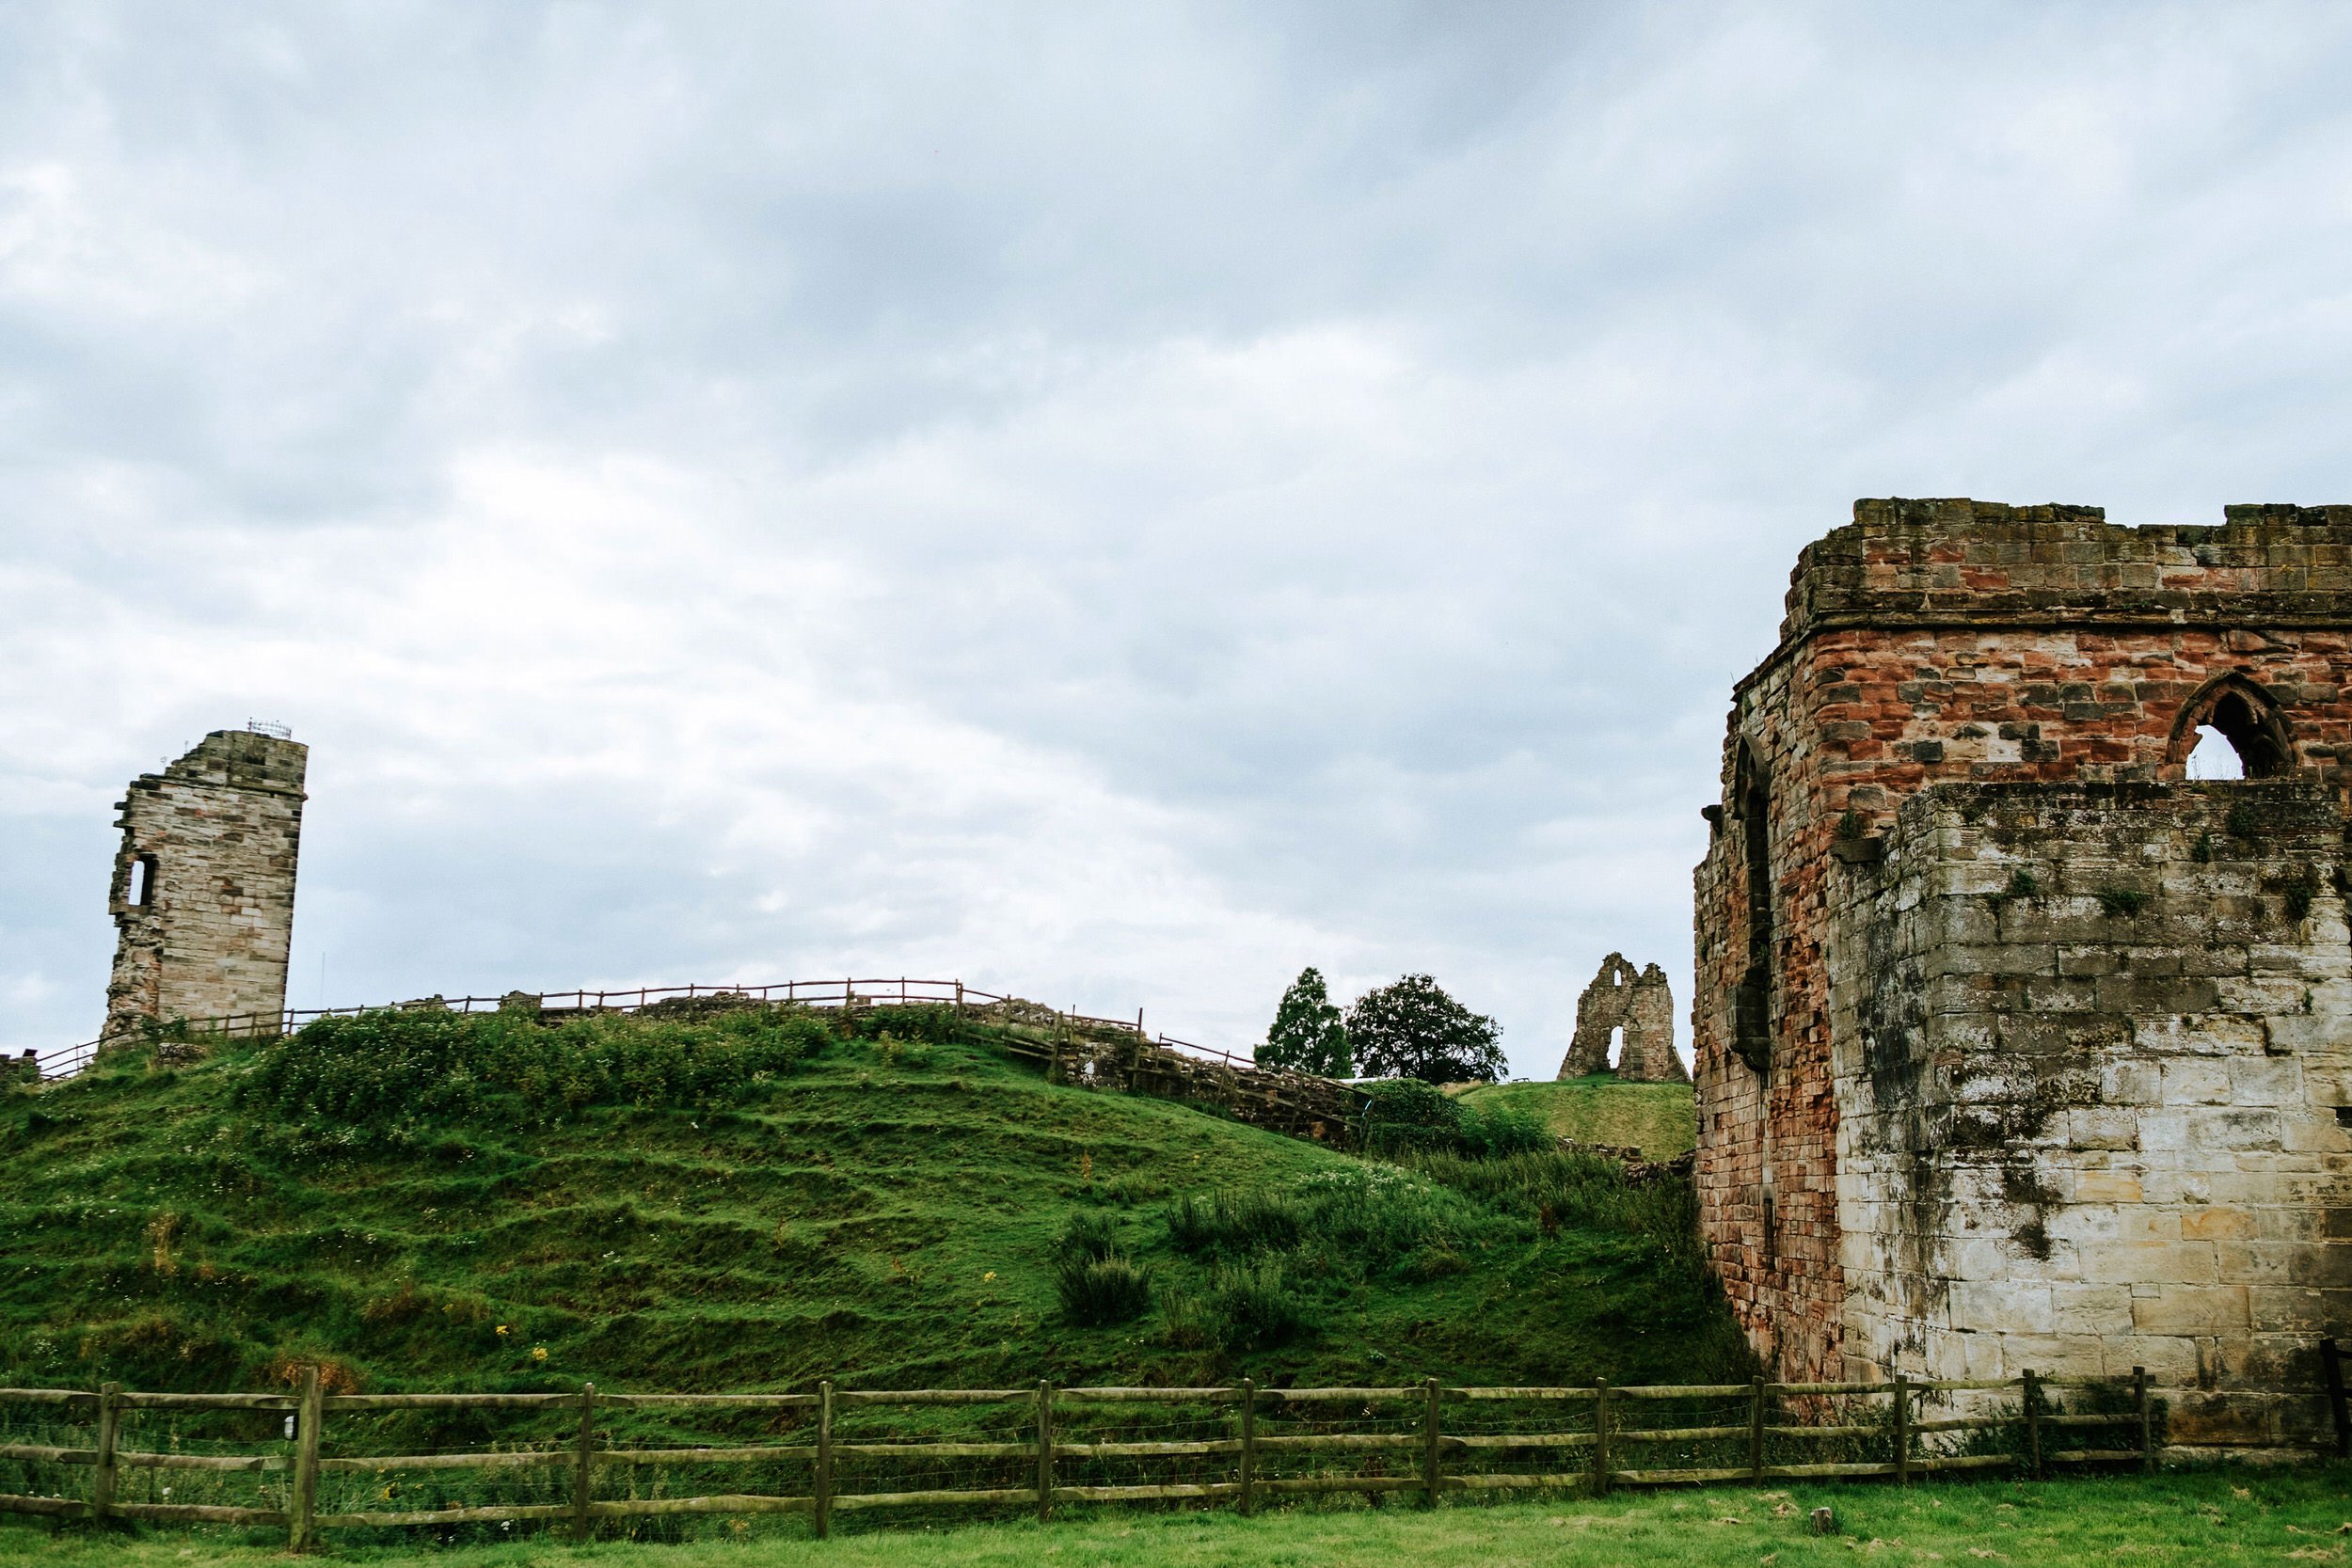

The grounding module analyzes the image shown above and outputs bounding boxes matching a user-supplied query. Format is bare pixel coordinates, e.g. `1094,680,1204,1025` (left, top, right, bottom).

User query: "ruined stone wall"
1559,954,1686,1082
1830,782,2351,1444
1694,499,2352,1386
106,730,309,1039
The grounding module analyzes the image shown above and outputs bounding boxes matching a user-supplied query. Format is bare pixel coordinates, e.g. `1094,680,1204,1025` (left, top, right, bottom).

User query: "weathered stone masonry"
1558,954,1687,1082
106,729,308,1040
1694,499,2352,1443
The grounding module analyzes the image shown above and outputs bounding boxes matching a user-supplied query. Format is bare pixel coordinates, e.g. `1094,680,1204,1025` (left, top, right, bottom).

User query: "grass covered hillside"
1452,1077,1697,1159
0,1005,1744,1398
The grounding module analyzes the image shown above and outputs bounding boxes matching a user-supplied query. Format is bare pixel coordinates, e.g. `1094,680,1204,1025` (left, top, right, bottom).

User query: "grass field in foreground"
1454,1077,1696,1158
0,1465,2344,1568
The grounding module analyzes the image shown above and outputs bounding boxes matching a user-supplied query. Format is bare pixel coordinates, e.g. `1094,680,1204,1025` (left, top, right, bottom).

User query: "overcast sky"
7,3,2352,1075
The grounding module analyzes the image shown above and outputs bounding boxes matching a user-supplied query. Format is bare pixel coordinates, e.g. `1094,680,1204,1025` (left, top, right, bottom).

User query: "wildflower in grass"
532,1346,548,1362
983,1271,996,1282
495,1323,510,1337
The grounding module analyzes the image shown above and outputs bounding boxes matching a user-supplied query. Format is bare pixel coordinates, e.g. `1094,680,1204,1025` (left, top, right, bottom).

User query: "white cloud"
7,1,2352,1075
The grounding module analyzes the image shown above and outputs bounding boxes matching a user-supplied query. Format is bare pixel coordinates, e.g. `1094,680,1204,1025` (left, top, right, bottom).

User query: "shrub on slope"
237,1004,955,1147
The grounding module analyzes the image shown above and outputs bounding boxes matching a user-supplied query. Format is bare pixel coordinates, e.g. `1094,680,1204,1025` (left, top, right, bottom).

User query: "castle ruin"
106,728,308,1040
1557,954,1686,1082
1692,499,2352,1446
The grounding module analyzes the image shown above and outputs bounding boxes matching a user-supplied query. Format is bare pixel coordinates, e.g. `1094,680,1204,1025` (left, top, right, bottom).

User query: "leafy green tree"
1345,974,1503,1084
1258,967,1352,1077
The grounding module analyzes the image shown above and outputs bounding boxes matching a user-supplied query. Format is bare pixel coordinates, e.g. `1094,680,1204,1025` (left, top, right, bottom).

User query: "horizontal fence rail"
3,1357,2343,1551
30,977,1260,1082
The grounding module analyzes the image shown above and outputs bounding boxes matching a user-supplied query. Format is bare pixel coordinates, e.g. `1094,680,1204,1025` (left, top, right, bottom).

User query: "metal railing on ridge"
29,977,1254,1083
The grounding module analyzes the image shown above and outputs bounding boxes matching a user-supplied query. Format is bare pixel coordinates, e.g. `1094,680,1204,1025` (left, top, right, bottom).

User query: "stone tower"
1557,954,1686,1082
106,727,309,1040
1693,500,2352,1448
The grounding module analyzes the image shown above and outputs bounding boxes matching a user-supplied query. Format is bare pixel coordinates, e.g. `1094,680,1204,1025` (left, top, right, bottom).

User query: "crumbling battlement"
1694,499,2352,1425
1781,499,2352,650
106,729,308,1042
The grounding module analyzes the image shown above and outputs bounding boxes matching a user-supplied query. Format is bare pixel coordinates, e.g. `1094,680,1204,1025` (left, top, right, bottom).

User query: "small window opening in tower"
2181,683,2289,778
2186,724,2244,780
1733,746,1775,1076
128,853,156,908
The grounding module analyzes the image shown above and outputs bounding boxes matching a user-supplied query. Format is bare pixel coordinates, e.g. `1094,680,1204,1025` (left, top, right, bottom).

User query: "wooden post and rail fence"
1,1354,2343,1549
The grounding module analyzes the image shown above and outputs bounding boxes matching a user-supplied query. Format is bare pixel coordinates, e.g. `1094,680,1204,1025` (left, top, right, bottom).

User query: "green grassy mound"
1450,1079,1697,1159
0,1006,1740,1398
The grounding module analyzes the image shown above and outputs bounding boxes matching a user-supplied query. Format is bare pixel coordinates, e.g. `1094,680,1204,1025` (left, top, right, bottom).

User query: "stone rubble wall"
1830,781,2351,1447
106,730,308,1042
994,1023,1369,1148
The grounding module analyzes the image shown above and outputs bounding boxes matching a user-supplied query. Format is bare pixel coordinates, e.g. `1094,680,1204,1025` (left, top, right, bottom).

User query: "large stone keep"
1693,499,2352,1446
106,728,309,1039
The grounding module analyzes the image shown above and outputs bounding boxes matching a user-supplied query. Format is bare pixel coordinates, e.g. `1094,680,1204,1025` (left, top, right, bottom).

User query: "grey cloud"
8,2,2352,1075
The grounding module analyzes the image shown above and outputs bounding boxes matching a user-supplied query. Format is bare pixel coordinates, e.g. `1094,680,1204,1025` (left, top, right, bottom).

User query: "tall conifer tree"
1260,967,1352,1077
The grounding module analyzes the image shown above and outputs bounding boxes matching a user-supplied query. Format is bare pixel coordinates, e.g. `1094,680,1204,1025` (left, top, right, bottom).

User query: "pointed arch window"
2170,673,2291,780
1732,741,1774,1077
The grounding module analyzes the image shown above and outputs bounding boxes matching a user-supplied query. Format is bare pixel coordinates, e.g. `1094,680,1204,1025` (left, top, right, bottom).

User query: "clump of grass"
1987,867,2040,911
2280,865,2321,923
1160,1287,1217,1350
1054,1208,1152,1325
2093,887,2149,919
2226,800,2261,839
1167,1190,1304,1257
2189,831,2214,863
1204,1259,1310,1351
1057,1210,1120,1263
1056,1251,1153,1326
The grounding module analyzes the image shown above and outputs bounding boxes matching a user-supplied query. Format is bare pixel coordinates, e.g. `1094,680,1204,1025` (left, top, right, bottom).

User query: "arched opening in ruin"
2169,673,2291,779
127,853,156,909
2187,726,2243,780
1733,741,1774,1076
1607,1024,1625,1069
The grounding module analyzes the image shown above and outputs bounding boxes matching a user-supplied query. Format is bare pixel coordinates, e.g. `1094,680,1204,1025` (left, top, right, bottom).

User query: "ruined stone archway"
2167,671,2293,779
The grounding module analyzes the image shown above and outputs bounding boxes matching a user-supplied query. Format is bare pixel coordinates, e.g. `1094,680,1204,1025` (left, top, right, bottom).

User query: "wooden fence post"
1591,1381,1611,1498
814,1381,834,1539
91,1381,121,1528
2022,1369,2042,1480
1893,1371,1910,1484
1238,1378,1257,1516
571,1382,596,1543
2135,1366,2153,1472
1421,1377,1442,1508
1748,1376,1766,1481
288,1365,323,1552
2321,1339,2349,1458
1036,1381,1056,1522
